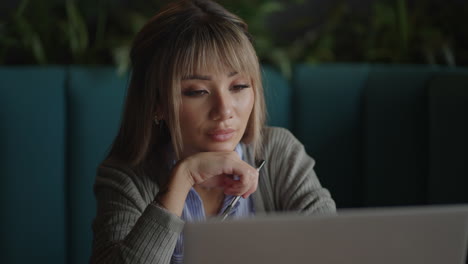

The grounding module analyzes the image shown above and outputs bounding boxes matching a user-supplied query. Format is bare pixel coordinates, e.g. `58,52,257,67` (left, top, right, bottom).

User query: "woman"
90,0,336,263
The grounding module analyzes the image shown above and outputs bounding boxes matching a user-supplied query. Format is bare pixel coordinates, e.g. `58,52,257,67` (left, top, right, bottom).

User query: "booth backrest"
0,67,67,263
292,64,468,208
427,72,468,203
292,64,369,208
1,64,467,264
67,67,128,264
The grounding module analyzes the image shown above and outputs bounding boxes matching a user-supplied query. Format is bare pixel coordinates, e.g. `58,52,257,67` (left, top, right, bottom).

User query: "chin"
202,141,239,152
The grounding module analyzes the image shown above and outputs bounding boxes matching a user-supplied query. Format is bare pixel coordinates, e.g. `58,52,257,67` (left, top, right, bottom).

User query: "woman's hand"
155,151,258,217
178,151,259,198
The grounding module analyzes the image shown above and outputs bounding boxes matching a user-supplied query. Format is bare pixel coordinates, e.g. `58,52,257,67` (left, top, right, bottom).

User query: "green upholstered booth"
292,64,369,208
362,66,432,206
67,67,128,264
1,64,467,263
0,67,67,263
427,72,468,204
263,65,292,130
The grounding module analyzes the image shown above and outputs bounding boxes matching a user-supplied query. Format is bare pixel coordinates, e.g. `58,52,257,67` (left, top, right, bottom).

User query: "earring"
154,115,160,125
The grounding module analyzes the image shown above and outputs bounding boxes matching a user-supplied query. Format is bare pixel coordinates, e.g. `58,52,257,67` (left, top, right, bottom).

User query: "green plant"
223,0,297,77
0,0,48,64
0,0,467,72
296,0,464,66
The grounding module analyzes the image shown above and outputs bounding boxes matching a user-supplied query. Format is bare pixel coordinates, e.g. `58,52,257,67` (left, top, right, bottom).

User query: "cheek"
179,102,202,131
238,90,255,119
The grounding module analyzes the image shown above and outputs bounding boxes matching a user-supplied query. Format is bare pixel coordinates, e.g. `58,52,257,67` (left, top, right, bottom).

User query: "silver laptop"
184,205,468,264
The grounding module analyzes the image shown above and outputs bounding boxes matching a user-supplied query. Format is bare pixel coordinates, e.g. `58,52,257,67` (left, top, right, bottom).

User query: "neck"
193,185,224,198
193,185,225,216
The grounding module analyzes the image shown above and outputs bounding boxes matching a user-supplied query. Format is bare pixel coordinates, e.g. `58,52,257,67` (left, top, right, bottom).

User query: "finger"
242,179,258,198
223,176,242,187
224,173,254,188
241,168,259,198
223,181,250,196
223,183,248,195
242,167,257,185
220,153,258,179
223,175,256,196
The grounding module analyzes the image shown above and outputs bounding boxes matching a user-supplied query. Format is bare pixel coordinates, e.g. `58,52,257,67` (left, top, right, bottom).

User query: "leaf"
15,0,29,17
270,48,292,79
94,1,108,48
14,15,47,64
127,12,149,34
442,43,456,67
397,0,409,54
259,1,284,15
66,0,89,60
31,34,46,64
112,45,131,76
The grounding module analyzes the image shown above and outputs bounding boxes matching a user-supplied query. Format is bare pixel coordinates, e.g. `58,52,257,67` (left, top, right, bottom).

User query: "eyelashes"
182,84,251,97
231,84,250,91
183,90,209,97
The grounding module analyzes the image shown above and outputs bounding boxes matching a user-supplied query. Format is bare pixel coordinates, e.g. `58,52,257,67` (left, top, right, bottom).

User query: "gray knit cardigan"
90,126,336,263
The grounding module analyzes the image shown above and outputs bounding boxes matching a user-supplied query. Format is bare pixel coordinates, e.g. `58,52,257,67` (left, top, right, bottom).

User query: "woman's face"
178,70,254,159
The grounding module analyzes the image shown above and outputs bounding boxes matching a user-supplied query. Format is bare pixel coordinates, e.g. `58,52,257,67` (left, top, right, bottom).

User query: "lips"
208,128,236,142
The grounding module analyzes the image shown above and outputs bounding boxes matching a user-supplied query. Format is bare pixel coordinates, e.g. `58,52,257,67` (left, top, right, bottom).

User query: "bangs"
174,22,258,80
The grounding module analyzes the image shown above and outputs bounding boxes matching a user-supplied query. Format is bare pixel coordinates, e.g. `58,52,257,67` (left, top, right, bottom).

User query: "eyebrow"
182,71,238,80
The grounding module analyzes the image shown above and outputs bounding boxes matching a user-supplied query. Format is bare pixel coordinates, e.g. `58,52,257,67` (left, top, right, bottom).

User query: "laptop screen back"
184,206,468,264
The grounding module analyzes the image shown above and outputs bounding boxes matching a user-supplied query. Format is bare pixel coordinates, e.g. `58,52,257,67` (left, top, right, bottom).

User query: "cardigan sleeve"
90,165,184,264
262,127,337,214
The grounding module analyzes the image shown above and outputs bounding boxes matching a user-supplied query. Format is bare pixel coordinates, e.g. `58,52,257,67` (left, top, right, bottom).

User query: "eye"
231,84,251,92
183,90,209,97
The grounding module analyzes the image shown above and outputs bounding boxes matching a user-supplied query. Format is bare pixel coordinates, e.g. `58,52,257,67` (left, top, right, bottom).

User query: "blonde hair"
108,0,265,168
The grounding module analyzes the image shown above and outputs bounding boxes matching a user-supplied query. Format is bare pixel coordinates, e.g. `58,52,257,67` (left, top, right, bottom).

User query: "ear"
154,107,165,122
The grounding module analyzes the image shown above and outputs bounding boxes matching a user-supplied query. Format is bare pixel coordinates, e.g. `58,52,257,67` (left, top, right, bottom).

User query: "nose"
209,90,233,121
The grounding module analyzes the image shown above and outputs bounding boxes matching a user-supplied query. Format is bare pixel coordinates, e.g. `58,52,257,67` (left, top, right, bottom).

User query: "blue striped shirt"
170,145,255,264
